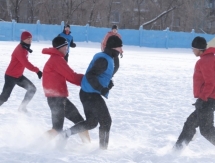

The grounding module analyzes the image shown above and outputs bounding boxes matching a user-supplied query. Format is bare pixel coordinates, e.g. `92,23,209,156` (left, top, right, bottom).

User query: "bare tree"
27,0,44,23
7,0,24,22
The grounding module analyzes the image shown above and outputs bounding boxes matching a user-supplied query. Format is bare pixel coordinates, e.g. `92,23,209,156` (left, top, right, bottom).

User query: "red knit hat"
21,31,32,41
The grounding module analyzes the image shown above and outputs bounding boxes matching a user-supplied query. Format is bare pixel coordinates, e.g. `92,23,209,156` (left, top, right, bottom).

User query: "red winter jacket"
193,47,215,101
101,31,122,51
5,44,39,78
42,48,83,97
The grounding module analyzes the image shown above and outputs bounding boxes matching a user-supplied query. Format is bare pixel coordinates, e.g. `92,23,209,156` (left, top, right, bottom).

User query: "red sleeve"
199,58,215,101
16,48,39,73
101,33,110,51
55,58,83,86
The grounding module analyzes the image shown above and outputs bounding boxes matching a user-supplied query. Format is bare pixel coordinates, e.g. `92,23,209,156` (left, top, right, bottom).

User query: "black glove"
192,98,205,110
37,71,43,79
120,53,123,58
101,87,109,96
71,43,76,48
108,80,114,90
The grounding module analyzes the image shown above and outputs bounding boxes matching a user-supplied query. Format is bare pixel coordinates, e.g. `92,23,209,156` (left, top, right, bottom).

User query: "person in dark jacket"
174,36,215,150
58,24,76,62
0,31,42,112
61,35,123,150
42,36,90,143
101,25,123,75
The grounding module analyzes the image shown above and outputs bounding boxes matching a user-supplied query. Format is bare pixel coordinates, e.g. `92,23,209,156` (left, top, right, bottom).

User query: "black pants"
47,97,84,132
69,89,112,149
176,99,215,146
0,74,36,109
64,53,69,62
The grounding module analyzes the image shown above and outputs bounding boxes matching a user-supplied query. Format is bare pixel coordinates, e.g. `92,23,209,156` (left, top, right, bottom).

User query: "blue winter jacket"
58,32,74,53
81,52,114,98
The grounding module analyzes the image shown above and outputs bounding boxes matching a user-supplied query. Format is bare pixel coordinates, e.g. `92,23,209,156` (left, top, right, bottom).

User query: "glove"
37,71,43,79
108,80,114,90
192,98,205,110
101,87,109,96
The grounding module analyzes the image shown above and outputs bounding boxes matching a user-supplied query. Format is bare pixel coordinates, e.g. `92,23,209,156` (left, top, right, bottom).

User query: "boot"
99,130,109,150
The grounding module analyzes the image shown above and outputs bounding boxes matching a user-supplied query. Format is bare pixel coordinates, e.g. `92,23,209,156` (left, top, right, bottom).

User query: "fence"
0,20,214,49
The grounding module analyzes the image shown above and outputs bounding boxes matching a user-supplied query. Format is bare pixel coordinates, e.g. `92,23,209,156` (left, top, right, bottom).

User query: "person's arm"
55,58,83,86
86,58,108,91
70,39,76,48
101,33,109,51
113,56,119,76
16,49,39,73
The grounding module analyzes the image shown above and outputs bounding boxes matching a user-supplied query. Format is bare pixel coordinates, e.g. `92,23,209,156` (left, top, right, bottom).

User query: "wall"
0,20,214,48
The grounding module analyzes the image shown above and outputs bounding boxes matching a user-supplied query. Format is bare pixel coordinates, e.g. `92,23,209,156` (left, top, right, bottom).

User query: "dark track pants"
176,99,215,146
69,89,112,149
47,97,84,132
0,74,36,109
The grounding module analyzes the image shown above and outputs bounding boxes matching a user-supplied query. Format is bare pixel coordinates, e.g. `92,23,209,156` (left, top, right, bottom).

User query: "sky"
0,41,215,163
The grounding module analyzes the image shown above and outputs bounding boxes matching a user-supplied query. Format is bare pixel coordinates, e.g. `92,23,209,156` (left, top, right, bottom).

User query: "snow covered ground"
0,41,215,163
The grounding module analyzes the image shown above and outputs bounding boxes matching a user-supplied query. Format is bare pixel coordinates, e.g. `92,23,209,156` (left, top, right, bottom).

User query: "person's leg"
0,75,16,106
95,96,112,149
67,91,99,134
16,75,36,111
199,99,215,145
64,98,91,143
47,97,65,132
174,110,199,149
43,97,66,140
64,53,69,62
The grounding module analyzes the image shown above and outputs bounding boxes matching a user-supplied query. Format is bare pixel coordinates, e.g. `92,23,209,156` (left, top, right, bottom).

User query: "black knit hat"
106,35,122,49
112,25,118,30
52,36,68,49
64,24,70,28
192,36,207,50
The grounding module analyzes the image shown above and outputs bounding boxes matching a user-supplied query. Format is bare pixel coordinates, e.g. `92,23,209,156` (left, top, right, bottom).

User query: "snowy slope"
0,41,215,163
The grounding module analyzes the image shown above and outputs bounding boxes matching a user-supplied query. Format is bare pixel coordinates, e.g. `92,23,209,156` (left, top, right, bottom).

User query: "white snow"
0,41,215,163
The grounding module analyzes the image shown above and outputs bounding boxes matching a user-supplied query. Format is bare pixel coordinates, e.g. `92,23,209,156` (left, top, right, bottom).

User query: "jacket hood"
201,47,215,57
42,47,65,57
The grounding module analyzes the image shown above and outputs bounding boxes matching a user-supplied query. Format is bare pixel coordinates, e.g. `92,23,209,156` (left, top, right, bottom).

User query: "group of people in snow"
1,24,215,151
0,24,123,150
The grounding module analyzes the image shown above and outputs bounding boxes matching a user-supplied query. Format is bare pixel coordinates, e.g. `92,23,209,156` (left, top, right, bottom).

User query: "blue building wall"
0,20,214,49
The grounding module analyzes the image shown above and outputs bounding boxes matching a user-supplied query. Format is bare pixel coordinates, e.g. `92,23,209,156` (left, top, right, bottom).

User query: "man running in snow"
174,36,215,150
58,24,76,62
101,25,123,75
61,35,123,150
0,31,42,112
42,36,90,143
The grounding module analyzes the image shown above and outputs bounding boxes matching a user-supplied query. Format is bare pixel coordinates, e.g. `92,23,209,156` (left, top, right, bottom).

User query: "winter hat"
21,31,32,41
64,24,70,28
192,36,207,50
52,36,68,49
106,35,122,49
112,25,118,30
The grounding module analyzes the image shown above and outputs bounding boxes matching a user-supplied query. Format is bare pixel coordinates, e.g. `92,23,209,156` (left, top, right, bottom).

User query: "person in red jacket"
101,25,123,75
0,31,42,112
42,36,90,143
174,36,215,150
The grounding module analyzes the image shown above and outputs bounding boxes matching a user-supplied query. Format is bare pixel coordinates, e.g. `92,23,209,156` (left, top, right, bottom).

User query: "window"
208,0,215,8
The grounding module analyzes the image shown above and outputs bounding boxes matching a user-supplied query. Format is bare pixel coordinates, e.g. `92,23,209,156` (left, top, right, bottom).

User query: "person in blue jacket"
61,35,123,150
58,24,76,62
